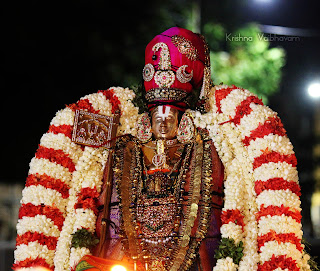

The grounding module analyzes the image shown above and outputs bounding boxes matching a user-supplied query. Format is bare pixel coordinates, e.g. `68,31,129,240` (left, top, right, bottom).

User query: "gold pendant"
152,140,167,168
152,153,166,168
150,260,167,271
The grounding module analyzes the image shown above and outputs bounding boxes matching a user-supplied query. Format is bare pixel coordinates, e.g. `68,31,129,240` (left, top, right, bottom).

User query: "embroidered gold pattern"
152,42,172,70
177,113,195,144
113,130,213,271
154,70,175,88
198,34,213,100
152,42,175,88
171,35,199,61
72,109,119,148
136,113,152,143
145,88,190,104
143,63,155,82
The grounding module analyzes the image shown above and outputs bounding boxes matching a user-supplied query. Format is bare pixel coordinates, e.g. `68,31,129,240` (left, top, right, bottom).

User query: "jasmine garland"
14,85,311,271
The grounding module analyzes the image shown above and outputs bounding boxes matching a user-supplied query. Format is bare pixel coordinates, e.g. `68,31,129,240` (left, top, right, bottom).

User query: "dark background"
2,0,320,267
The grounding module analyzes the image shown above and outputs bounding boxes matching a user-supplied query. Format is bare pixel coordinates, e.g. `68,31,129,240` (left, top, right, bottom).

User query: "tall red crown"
143,27,211,111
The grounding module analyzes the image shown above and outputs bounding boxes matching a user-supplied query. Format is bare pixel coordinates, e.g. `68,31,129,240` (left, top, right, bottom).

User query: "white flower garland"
14,87,140,271
14,85,311,271
193,85,310,270
53,87,139,270
16,216,61,238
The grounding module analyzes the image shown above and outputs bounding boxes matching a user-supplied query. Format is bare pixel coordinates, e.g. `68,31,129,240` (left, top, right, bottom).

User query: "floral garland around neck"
192,84,311,271
14,84,312,271
13,87,139,271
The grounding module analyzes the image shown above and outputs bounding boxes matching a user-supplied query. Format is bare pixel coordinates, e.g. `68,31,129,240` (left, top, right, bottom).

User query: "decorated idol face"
151,105,179,140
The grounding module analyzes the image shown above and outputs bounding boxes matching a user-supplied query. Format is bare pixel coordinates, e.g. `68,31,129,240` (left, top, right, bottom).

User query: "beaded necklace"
113,133,213,271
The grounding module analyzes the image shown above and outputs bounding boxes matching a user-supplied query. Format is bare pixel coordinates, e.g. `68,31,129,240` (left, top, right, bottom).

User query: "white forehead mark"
158,105,171,121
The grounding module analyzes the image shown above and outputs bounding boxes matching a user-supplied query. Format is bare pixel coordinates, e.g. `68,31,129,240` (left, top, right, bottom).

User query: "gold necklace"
113,134,214,271
144,139,181,169
152,140,167,168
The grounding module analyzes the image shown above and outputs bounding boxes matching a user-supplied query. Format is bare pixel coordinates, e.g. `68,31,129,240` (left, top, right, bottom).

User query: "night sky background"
2,0,320,263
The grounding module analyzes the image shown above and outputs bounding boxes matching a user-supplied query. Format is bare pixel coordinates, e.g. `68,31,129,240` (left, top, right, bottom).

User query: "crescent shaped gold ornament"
176,65,193,84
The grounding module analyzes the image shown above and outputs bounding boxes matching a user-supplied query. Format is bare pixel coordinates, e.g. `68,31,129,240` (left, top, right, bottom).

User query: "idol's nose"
159,121,167,128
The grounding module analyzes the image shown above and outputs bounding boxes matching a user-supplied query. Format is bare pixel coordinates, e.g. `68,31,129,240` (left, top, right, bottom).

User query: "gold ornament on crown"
152,42,175,88
171,35,199,61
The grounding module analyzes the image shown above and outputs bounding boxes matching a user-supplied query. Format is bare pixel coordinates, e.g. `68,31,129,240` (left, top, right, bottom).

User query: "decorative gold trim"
169,133,203,271
177,112,196,144
152,42,172,70
136,113,152,143
145,88,190,104
143,63,155,82
171,35,199,61
154,70,176,88
179,135,213,271
114,132,213,271
114,137,140,259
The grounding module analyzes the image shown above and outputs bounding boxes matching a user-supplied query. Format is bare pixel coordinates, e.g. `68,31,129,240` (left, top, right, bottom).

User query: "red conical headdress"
143,27,211,111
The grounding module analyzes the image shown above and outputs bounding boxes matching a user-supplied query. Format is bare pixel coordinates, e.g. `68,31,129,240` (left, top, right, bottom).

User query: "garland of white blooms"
192,85,310,271
14,86,311,271
53,88,139,270
192,87,261,271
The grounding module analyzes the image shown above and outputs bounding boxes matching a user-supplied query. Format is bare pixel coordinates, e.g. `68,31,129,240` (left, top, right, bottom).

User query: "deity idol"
87,27,224,271
13,27,312,271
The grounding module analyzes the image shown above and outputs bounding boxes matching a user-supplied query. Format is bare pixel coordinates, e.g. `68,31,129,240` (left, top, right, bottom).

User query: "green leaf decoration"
71,228,100,249
131,83,148,114
301,238,319,271
214,237,244,265
76,260,97,271
308,256,319,271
